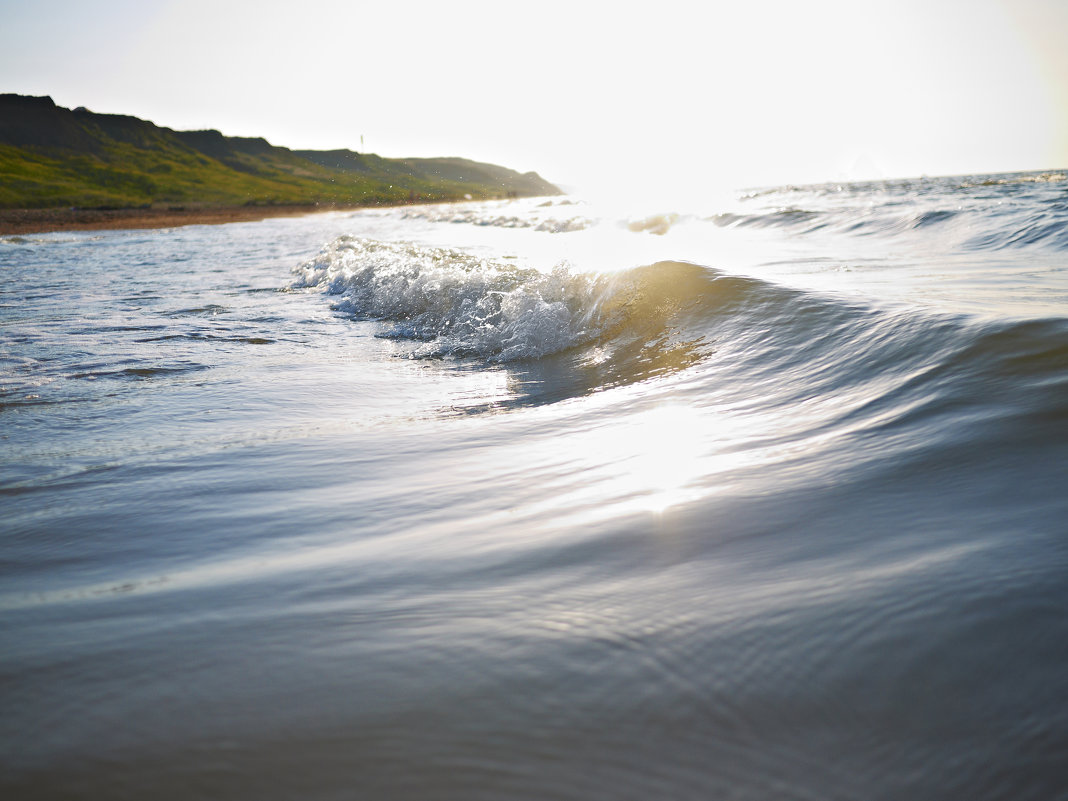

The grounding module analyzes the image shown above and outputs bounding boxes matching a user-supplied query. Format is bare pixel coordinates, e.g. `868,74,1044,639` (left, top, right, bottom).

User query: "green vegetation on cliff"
0,94,559,209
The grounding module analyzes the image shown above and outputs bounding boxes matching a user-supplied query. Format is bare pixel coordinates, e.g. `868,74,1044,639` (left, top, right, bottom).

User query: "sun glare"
621,404,710,513
4,0,1061,197
580,402,713,516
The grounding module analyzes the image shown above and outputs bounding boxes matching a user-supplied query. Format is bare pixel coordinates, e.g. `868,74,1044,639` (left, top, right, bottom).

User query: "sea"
2,170,1067,800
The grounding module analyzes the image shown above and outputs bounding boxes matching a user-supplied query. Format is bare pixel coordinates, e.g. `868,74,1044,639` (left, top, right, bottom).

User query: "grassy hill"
0,94,559,209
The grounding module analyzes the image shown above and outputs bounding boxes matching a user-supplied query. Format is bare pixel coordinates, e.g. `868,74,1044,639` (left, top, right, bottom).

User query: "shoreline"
0,202,418,235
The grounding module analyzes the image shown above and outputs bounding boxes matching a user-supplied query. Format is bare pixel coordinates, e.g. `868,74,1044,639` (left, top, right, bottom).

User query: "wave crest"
292,238,746,371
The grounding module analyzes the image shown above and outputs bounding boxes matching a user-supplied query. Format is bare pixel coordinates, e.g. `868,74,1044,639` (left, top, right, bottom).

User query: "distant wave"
627,213,682,235
958,171,1066,188
718,170,1068,252
399,202,593,233
712,203,1068,251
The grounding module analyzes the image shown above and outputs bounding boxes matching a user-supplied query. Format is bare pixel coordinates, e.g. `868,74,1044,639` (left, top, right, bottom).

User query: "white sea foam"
292,236,613,360
398,202,593,233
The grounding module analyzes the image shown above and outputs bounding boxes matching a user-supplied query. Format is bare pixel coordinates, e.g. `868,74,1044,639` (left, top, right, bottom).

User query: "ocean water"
2,170,1067,800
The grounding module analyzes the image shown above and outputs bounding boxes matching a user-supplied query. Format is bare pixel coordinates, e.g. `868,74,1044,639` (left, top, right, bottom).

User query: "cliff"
0,94,560,209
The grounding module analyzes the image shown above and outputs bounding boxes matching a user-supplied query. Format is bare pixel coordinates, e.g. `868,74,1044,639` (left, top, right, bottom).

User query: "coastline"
0,204,377,235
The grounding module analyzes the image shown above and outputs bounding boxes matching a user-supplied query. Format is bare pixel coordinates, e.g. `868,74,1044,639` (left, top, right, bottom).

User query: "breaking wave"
293,237,774,367
293,236,1068,422
292,237,610,360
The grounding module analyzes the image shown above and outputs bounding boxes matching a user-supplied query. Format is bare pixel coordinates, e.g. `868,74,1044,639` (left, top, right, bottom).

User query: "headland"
0,94,559,234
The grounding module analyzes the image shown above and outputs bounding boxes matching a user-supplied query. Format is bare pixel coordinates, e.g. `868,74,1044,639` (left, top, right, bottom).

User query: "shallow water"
2,171,1067,800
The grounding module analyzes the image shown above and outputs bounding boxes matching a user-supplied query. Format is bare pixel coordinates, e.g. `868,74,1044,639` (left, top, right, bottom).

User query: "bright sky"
2,0,1065,196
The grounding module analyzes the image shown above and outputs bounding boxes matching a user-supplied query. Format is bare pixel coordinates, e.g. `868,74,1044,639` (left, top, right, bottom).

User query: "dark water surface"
2,172,1067,799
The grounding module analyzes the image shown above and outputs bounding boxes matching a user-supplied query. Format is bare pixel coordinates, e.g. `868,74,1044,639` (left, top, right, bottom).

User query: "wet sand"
0,204,364,235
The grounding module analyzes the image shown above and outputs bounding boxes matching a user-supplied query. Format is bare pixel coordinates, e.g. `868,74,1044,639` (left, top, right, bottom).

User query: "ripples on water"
2,171,1067,800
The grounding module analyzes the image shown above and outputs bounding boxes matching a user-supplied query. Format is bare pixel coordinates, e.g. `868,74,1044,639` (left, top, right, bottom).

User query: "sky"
2,0,1065,197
